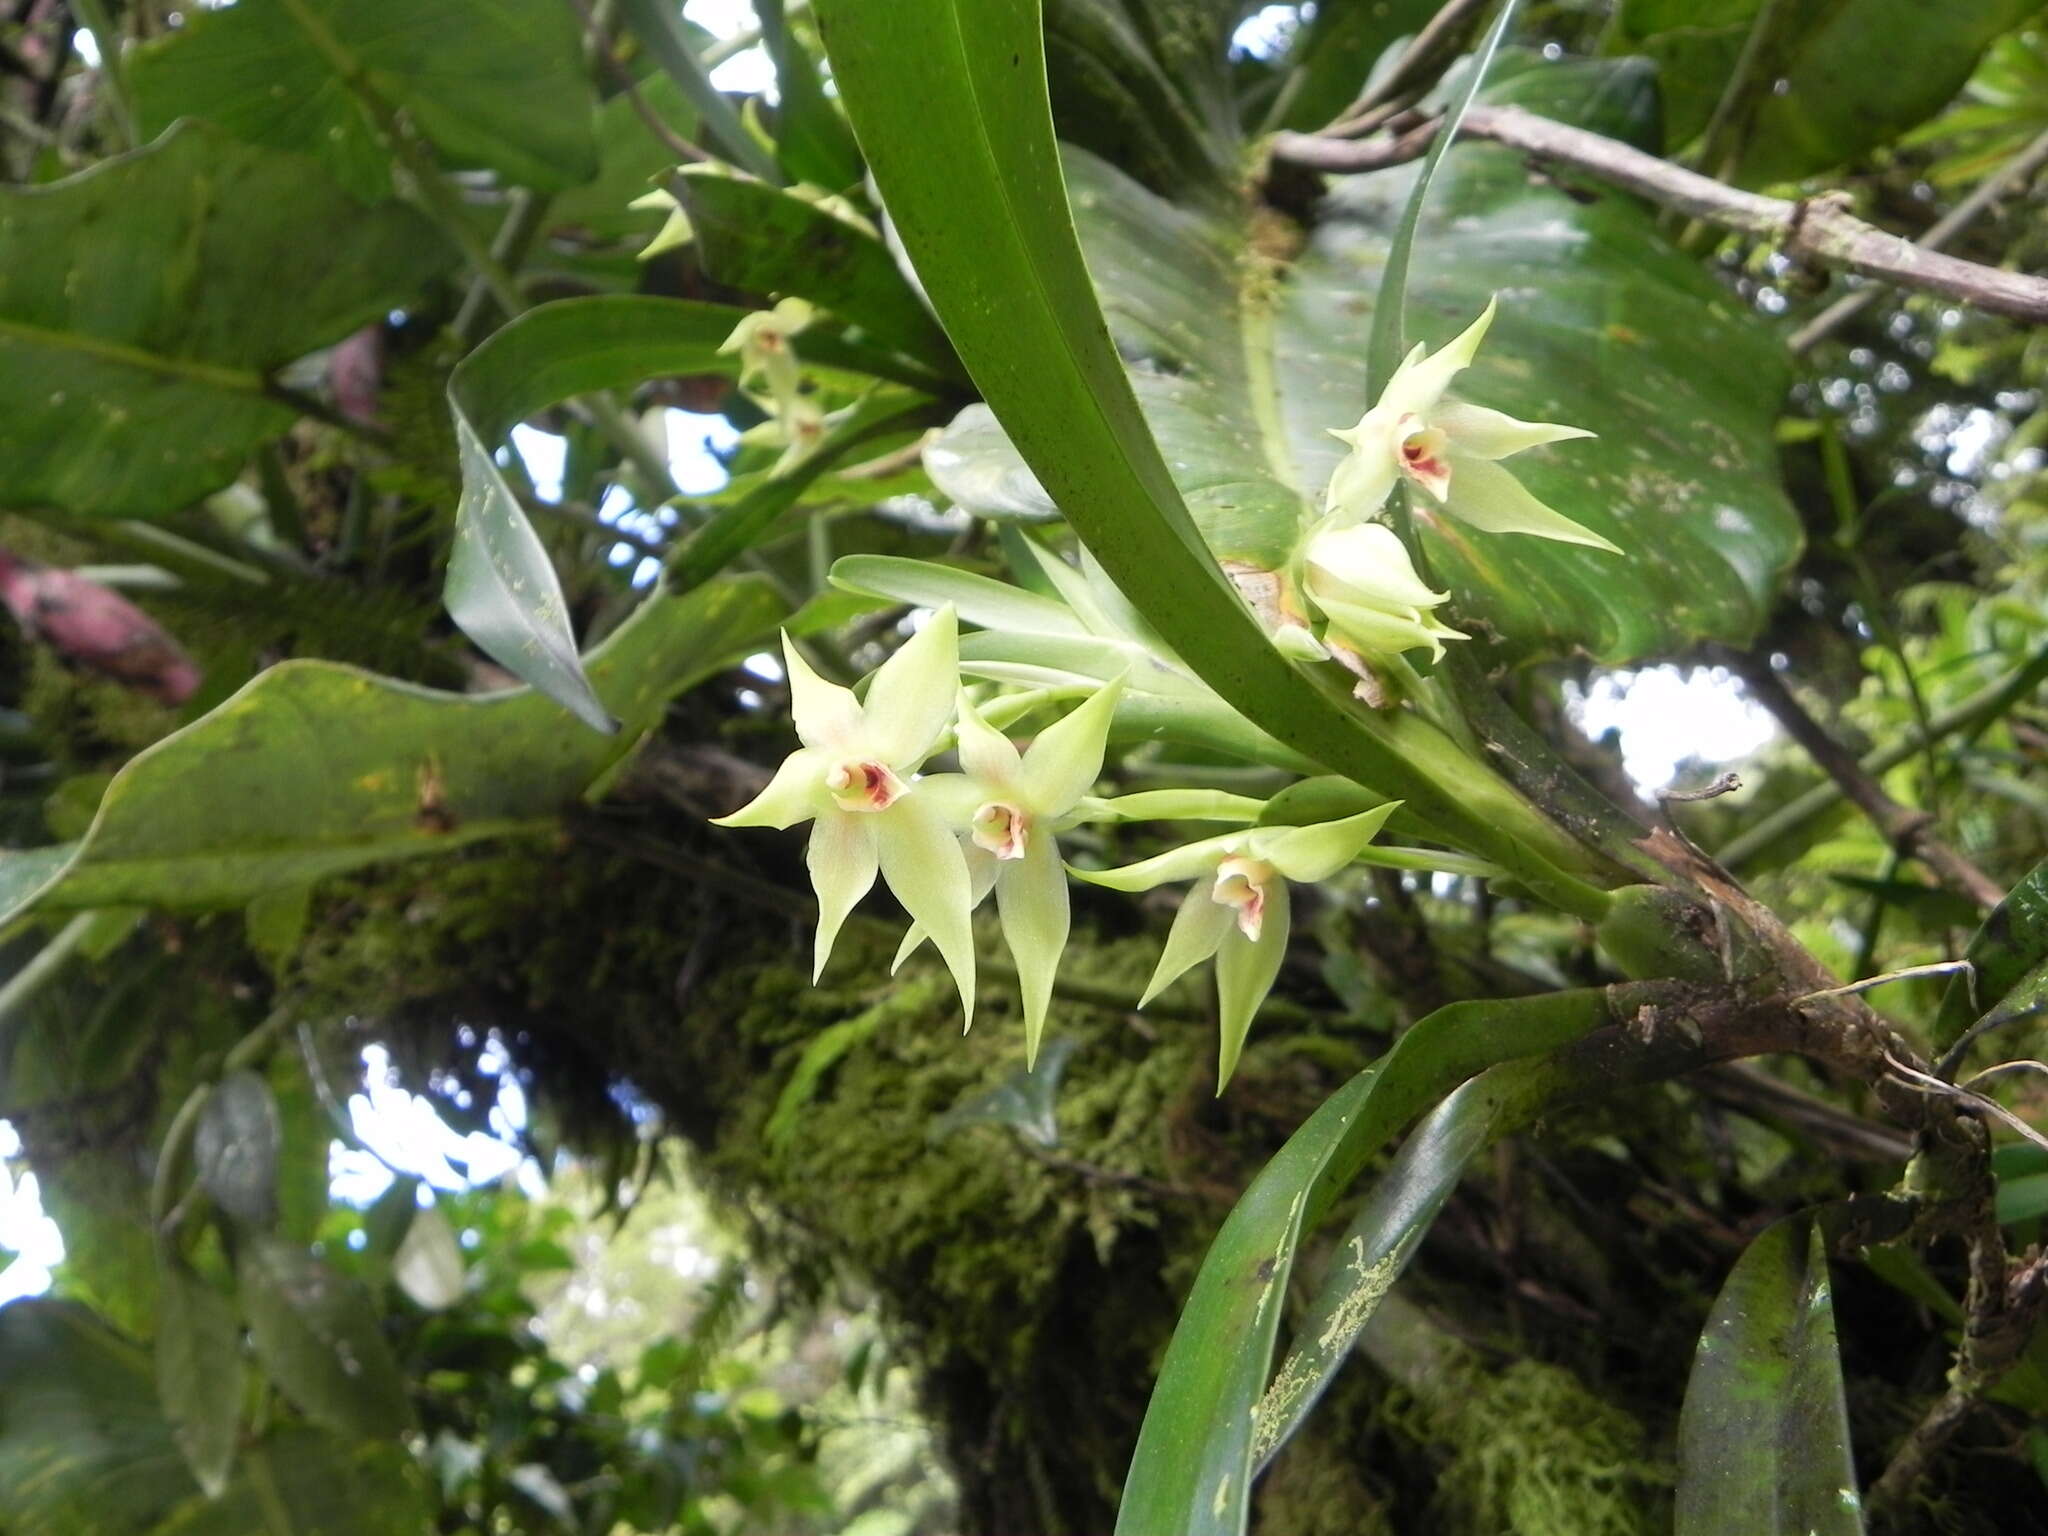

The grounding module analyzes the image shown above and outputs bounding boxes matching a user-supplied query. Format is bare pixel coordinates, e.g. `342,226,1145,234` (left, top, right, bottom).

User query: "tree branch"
1726,654,2006,909
1718,643,2048,873
1270,106,2048,325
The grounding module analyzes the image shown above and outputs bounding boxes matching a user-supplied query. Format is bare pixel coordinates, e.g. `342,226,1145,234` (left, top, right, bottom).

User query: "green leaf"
130,0,599,200
927,58,1801,664
677,174,964,385
193,1070,284,1228
0,122,450,518
0,1299,202,1530
156,1262,246,1498
831,553,1091,636
1252,1046,1594,1472
1934,855,2048,1057
0,576,781,924
1276,0,1441,132
238,1234,415,1440
814,0,1608,913
1041,0,1238,194
1676,1218,1864,1534
0,1298,426,1534
929,1034,1079,1148
618,0,780,180
758,0,865,189
1116,989,1610,1535
1609,0,2037,184
443,294,918,725
548,73,702,240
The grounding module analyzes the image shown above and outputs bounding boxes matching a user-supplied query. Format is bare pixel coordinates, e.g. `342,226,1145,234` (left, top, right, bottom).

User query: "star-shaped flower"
1325,297,1618,553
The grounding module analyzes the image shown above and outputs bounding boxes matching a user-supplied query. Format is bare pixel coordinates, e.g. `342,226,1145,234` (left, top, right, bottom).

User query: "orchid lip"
1212,855,1275,941
825,758,907,812
1396,415,1452,499
971,802,1030,861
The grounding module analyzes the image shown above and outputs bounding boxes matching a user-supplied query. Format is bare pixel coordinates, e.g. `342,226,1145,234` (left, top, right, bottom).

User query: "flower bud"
1301,521,1466,664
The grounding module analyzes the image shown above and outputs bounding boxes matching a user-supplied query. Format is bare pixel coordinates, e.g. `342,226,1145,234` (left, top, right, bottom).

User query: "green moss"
1383,1353,1667,1536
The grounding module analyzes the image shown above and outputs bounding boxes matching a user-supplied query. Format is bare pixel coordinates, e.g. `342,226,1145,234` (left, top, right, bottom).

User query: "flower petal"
953,690,1022,790
1309,591,1465,664
862,605,960,767
783,633,862,750
1018,675,1124,815
711,748,826,830
1069,831,1245,892
1214,882,1290,1090
1304,521,1447,609
876,791,977,1025
1439,455,1622,553
1137,875,1235,1007
892,844,999,971
807,810,878,982
1433,401,1594,461
1252,806,1401,883
1382,297,1496,420
996,834,1070,1067
1323,413,1401,518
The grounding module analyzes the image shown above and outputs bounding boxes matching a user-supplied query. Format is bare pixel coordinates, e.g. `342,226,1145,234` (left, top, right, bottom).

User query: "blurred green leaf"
930,1034,1078,1148
1676,1218,1863,1535
0,575,781,924
1609,0,2036,184
156,1262,246,1499
758,0,864,189
0,122,449,518
131,0,599,200
618,0,779,180
238,1234,416,1440
677,175,964,386
1275,0,1441,132
194,1070,283,1228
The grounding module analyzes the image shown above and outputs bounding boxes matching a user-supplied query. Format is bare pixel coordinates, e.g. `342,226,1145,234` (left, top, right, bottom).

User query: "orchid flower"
897,679,1124,1065
711,609,977,1020
1073,807,1399,1088
1324,298,1618,553
719,296,817,424
1302,519,1467,664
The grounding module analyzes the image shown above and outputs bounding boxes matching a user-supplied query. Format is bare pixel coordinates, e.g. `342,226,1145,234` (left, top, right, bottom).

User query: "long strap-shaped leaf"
811,0,1610,918
1677,1218,1865,1535
1114,989,1612,1536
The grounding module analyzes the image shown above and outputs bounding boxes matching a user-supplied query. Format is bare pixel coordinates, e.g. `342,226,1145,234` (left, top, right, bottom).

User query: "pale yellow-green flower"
1325,297,1618,553
1073,808,1399,1088
712,608,976,1020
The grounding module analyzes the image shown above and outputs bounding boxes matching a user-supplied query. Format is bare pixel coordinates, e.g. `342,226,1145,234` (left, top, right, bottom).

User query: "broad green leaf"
618,0,780,180
1116,988,1610,1535
815,0,1608,913
237,1234,415,1440
155,1431,431,1536
1609,0,2037,184
929,58,1800,665
1933,855,2048,1056
677,174,965,385
0,576,781,924
156,1263,246,1499
548,72,702,240
193,1070,283,1228
444,293,921,724
1676,1219,1864,1535
0,122,449,518
130,0,599,200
